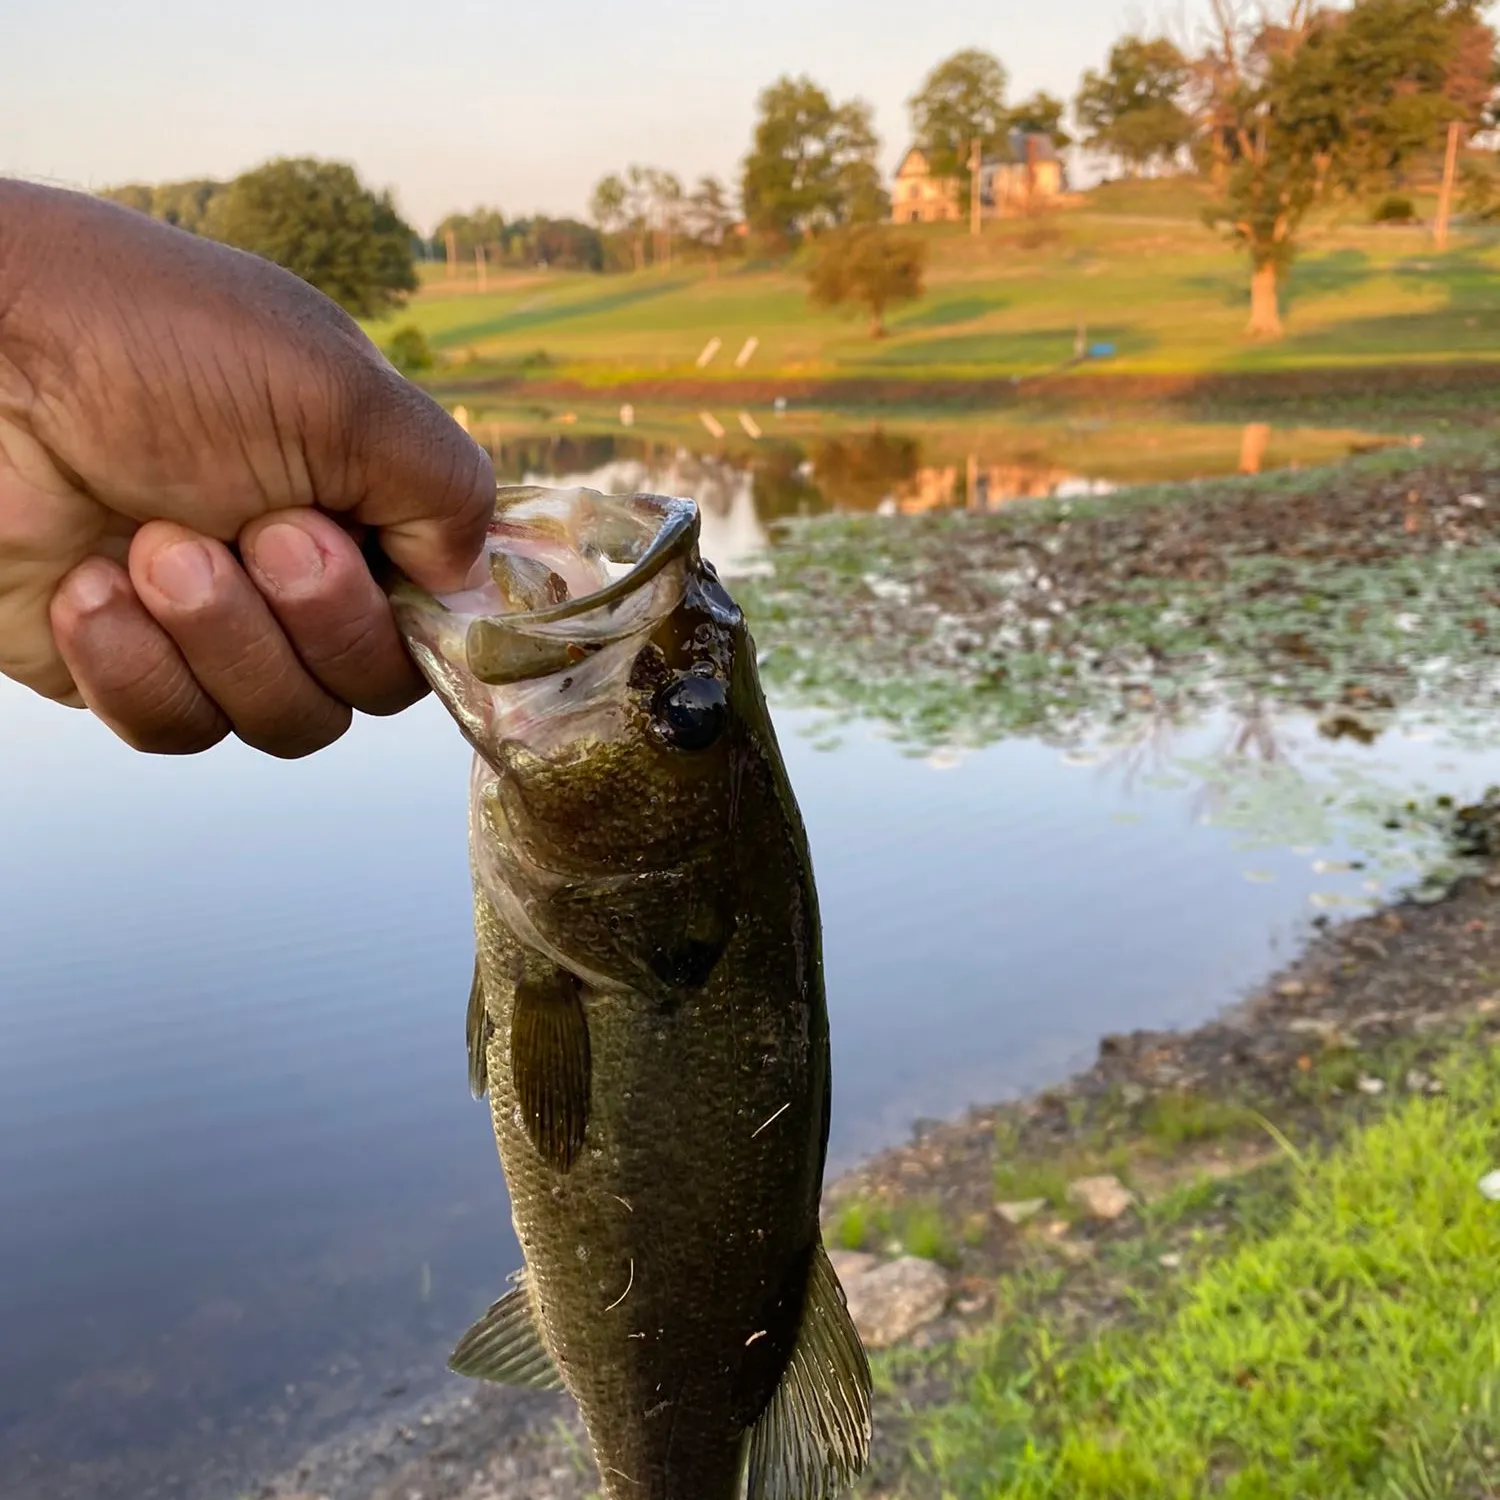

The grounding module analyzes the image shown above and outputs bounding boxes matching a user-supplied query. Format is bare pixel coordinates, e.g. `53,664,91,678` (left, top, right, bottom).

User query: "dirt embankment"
426,360,1500,414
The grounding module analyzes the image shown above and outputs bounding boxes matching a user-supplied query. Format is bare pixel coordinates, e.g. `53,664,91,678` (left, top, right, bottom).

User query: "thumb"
337,364,494,594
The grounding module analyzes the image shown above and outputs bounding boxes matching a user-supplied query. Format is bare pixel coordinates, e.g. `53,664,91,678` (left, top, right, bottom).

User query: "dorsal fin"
746,1238,873,1500
450,1274,564,1390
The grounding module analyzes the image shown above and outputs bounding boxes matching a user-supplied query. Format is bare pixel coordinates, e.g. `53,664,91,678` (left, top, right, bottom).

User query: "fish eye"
650,674,728,752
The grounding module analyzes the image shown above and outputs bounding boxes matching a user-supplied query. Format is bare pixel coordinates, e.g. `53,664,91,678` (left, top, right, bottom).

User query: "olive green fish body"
395,487,870,1500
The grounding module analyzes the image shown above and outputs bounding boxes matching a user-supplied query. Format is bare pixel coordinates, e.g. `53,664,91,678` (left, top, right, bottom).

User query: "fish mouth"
391,485,701,752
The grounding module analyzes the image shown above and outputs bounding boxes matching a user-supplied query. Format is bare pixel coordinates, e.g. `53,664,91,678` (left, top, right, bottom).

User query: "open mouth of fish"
391,485,701,754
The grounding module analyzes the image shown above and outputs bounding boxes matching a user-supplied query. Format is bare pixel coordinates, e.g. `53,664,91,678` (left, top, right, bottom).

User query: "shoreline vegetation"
256,437,1500,1500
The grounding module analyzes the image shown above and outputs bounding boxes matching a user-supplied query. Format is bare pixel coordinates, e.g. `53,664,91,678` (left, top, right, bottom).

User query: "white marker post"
696,337,722,368
620,404,635,427
699,412,726,439
738,412,762,439
733,336,759,368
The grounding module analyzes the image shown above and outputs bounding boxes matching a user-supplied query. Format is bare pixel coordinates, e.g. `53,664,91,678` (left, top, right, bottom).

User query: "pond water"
1,449,1495,1499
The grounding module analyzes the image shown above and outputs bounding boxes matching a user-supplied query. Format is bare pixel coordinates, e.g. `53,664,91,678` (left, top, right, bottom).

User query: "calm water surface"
1,462,1494,1497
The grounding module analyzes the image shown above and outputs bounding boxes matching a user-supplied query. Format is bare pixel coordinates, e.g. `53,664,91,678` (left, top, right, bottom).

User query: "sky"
2,0,1165,232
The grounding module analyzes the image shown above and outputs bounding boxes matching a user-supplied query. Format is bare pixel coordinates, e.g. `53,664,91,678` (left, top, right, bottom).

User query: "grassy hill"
366,180,1500,398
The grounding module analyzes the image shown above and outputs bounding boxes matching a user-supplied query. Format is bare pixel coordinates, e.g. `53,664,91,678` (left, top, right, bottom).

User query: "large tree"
908,48,1011,201
204,158,416,318
1197,0,1496,338
1076,36,1195,173
741,75,888,244
806,224,927,337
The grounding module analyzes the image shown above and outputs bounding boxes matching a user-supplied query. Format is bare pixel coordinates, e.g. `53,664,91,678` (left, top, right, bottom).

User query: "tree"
1196,0,1497,338
644,168,684,266
684,175,738,247
100,179,223,232
684,176,740,275
908,48,1011,196
1076,36,1194,174
589,174,627,233
384,325,434,375
741,76,889,244
434,207,506,263
806,225,927,337
204,158,417,318
1009,91,1073,148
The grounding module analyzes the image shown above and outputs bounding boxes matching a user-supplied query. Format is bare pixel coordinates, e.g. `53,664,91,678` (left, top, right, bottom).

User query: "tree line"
103,0,1497,342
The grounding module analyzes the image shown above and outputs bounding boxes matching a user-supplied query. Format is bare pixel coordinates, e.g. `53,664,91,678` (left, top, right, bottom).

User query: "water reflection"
488,430,1116,573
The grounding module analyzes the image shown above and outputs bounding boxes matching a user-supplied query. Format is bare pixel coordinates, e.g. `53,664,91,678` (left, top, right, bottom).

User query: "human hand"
0,180,493,756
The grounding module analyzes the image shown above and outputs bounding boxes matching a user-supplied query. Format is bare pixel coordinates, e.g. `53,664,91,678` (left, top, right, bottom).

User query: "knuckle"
244,702,351,760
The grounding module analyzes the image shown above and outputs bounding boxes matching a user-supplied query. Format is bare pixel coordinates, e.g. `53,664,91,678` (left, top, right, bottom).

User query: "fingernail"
64,563,117,615
252,523,325,595
148,540,216,609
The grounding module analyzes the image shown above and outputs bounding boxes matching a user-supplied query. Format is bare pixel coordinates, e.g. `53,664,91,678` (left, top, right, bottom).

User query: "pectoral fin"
450,1275,564,1390
746,1238,872,1500
466,957,490,1101
511,971,590,1170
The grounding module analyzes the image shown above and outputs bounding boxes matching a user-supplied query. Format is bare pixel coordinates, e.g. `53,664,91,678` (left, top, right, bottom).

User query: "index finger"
335,365,495,594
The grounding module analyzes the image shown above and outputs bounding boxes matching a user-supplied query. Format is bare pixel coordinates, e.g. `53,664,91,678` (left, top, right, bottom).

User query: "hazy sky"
3,0,1161,231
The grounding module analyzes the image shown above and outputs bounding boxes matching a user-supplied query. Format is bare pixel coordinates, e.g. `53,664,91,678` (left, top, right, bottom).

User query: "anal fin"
466,957,491,1100
450,1274,564,1390
511,970,590,1170
746,1238,873,1500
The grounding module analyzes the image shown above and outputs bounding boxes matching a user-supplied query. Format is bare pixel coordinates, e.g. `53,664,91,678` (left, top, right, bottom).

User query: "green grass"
366,180,1500,389
1138,1090,1264,1152
914,1044,1500,1499
992,1116,1133,1217
830,1197,961,1267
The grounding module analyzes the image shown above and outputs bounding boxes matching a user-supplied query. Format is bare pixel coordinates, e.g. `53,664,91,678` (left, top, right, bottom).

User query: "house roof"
894,146,931,178
895,132,1060,180
989,130,1061,165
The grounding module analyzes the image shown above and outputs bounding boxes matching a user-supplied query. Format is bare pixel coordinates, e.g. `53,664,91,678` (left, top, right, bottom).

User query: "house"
891,146,963,224
982,131,1064,213
891,131,1064,224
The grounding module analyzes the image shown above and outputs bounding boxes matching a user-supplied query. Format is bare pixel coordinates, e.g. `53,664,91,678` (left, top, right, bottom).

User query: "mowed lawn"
367,182,1500,386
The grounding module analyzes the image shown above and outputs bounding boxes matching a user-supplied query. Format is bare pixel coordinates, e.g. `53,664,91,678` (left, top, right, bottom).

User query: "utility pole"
444,229,457,281
475,245,487,292
969,137,982,236
1434,119,1461,252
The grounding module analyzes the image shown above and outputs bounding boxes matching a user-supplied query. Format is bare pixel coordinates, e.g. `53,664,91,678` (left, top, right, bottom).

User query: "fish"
390,484,871,1500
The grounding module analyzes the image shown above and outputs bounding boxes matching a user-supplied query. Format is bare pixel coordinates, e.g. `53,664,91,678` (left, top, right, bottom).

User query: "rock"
1158,1252,1182,1269
1356,1076,1386,1095
1066,1174,1135,1220
827,1250,879,1283
837,1256,950,1348
995,1197,1047,1226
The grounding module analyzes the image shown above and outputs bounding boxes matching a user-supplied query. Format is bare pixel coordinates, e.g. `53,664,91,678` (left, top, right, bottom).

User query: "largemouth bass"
392,485,871,1500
